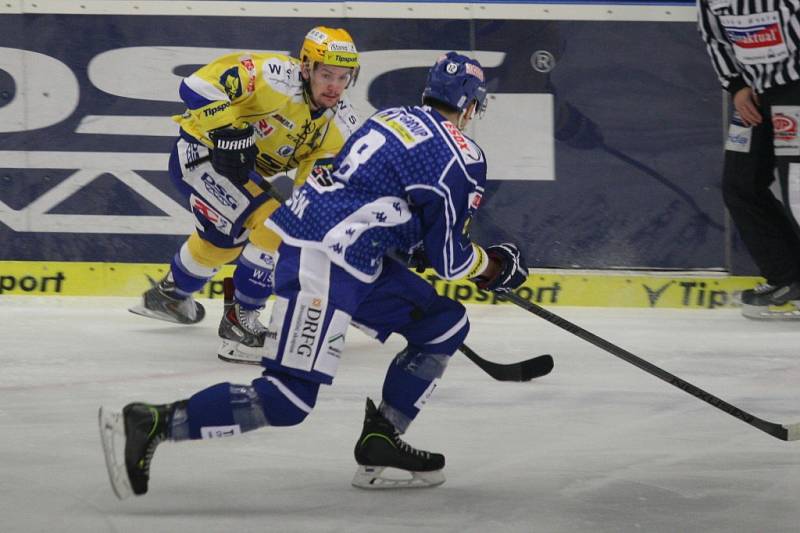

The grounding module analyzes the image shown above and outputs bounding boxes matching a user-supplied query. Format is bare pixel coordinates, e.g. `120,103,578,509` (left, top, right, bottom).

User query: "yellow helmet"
300,26,359,72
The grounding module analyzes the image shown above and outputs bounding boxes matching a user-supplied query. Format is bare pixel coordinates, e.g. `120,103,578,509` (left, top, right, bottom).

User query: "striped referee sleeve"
697,0,800,93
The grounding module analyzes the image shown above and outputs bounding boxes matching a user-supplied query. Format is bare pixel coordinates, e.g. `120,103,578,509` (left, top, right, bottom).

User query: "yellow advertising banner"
0,261,762,310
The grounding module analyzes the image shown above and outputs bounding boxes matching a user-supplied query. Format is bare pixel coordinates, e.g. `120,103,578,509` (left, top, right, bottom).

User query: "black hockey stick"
499,291,800,441
459,344,553,382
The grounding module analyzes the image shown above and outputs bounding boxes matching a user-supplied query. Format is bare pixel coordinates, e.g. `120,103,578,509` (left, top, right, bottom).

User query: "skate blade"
742,303,800,320
217,338,263,365
98,407,133,500
128,303,205,325
351,465,445,489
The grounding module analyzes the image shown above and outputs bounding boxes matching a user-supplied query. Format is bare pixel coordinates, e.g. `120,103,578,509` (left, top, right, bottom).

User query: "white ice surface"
1,296,799,533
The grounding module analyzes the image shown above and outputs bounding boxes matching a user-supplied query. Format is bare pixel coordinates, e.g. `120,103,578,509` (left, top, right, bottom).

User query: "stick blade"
782,423,800,441
519,354,554,382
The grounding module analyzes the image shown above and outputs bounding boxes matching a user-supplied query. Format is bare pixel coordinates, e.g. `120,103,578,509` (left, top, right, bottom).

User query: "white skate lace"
393,433,430,459
235,305,267,335
155,278,197,320
141,435,165,475
175,296,197,320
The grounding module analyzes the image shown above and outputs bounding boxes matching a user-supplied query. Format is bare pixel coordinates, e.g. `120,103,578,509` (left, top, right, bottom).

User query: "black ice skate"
741,282,800,320
129,274,205,324
217,277,273,365
352,398,445,489
98,402,177,499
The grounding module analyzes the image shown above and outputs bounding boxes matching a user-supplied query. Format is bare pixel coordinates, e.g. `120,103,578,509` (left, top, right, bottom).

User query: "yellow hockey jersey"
174,52,360,185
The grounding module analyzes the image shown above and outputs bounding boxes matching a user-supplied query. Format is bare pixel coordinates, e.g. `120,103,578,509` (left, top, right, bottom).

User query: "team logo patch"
184,142,202,166
773,114,797,141
190,194,232,235
219,66,243,100
239,57,256,93
721,12,788,64
255,118,274,138
773,106,800,156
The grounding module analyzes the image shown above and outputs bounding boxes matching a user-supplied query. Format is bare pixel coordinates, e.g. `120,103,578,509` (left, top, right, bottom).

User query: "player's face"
308,65,353,109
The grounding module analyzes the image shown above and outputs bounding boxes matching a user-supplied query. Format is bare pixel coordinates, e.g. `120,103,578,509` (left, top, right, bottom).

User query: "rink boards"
0,260,760,310
0,0,755,277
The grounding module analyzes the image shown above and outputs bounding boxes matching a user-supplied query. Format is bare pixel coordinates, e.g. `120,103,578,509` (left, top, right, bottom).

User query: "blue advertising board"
0,1,754,273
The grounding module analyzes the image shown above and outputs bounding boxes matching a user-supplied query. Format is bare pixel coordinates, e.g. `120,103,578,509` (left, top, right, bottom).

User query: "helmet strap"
300,61,322,111
457,101,477,130
457,111,468,130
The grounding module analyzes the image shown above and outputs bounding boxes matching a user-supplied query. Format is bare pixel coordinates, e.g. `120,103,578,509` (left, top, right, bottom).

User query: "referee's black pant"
722,80,800,284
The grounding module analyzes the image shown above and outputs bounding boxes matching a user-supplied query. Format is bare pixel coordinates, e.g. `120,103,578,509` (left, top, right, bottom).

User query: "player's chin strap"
456,109,471,130
300,64,324,112
456,100,479,130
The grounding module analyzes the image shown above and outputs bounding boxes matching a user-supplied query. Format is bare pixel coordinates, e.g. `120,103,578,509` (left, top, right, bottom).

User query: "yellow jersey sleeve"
173,53,286,146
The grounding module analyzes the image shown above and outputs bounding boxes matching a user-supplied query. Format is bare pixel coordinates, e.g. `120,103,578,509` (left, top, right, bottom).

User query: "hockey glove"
208,124,258,185
407,247,430,273
472,243,528,293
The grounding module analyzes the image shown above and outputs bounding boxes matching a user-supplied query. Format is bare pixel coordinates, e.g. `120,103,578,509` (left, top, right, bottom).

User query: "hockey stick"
499,291,800,441
459,345,553,382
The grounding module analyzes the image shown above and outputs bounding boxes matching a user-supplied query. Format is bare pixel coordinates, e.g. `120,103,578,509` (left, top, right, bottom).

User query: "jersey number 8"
336,129,386,183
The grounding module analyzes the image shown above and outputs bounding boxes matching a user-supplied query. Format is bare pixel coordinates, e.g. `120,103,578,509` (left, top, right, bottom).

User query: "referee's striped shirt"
698,0,800,94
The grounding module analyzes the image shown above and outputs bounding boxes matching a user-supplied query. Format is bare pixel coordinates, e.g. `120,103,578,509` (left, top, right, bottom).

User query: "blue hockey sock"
233,244,275,310
381,346,452,433
170,242,218,296
183,382,267,439
175,374,320,440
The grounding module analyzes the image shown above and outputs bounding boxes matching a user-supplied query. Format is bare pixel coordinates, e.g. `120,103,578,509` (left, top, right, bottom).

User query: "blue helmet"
422,52,487,114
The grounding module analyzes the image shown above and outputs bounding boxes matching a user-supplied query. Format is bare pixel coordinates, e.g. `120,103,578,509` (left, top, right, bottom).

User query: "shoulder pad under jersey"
440,120,485,165
332,97,361,138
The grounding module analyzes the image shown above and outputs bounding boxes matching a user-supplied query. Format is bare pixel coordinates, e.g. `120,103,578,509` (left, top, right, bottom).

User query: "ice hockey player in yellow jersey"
129,27,361,363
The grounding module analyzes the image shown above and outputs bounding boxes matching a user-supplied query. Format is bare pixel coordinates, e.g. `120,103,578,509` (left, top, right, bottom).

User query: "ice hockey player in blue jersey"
98,52,529,498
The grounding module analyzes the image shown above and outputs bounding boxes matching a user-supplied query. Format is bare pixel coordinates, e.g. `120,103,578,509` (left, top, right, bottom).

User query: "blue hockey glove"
208,124,258,185
472,243,528,293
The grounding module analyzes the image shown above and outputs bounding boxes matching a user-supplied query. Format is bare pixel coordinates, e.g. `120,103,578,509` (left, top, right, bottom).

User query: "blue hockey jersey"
266,105,489,283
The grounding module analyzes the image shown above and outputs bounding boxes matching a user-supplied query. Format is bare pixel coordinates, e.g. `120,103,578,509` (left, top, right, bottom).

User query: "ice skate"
129,275,205,325
217,277,271,365
352,398,445,489
98,402,175,499
741,282,800,320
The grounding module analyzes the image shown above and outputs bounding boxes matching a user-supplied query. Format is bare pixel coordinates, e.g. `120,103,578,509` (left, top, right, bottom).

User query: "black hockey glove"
472,243,528,293
407,247,429,273
208,124,258,185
